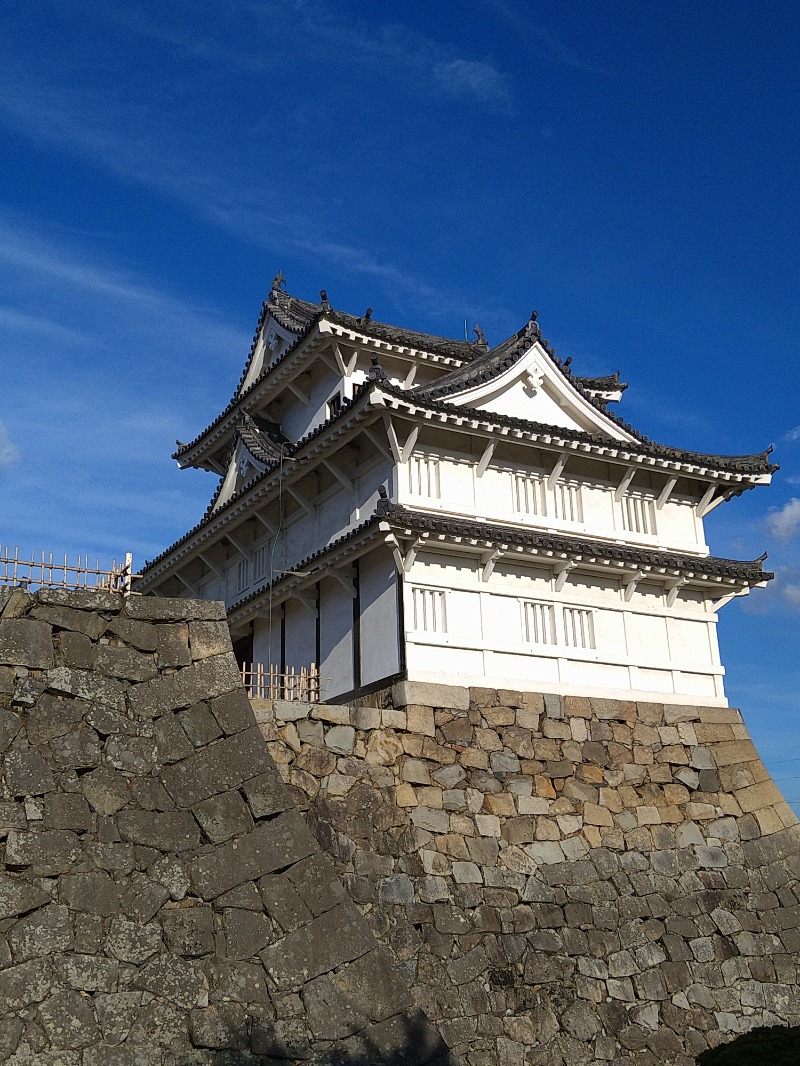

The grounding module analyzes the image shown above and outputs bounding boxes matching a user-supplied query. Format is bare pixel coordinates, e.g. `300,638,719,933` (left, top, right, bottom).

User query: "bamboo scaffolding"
0,547,138,595
241,662,321,703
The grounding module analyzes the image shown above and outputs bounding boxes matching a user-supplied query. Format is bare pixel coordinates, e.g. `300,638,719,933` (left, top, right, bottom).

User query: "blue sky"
2,1,799,803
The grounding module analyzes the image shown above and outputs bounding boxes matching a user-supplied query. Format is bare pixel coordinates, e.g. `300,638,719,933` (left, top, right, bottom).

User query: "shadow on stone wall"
0,588,455,1065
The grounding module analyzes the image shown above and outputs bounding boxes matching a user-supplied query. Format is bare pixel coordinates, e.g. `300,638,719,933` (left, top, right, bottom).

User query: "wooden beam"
403,538,425,574
696,484,717,518
290,590,317,612
401,425,420,464
323,457,354,493
287,382,310,406
614,467,636,502
547,452,569,490
225,533,250,561
480,549,502,582
363,427,394,463
325,567,357,596
253,511,278,535
553,560,576,592
623,570,646,602
657,476,678,510
175,571,200,597
665,577,686,608
198,551,225,580
286,485,315,517
476,441,496,479
402,364,418,389
382,414,403,463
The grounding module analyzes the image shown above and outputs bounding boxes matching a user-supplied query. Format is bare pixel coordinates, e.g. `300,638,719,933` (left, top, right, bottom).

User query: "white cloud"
0,423,20,471
784,426,800,442
766,498,800,541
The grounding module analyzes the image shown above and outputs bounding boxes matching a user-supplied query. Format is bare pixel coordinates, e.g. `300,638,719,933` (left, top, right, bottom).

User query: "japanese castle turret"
140,276,776,705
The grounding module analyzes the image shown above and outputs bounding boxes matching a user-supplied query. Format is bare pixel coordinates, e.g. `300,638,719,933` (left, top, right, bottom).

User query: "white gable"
446,342,636,442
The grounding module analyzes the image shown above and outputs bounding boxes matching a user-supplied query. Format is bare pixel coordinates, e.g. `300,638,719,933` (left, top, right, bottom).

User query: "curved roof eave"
225,503,771,621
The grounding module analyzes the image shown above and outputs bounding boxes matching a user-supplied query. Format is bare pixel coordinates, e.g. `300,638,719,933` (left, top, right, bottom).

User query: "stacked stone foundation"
253,680,800,1066
3,586,800,1065
0,589,453,1065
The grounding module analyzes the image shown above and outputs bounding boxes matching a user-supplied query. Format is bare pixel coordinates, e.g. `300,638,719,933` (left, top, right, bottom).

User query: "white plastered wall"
403,549,726,705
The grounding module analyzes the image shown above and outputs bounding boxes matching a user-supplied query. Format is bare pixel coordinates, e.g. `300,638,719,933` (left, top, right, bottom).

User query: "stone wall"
0,588,454,1066
253,680,800,1066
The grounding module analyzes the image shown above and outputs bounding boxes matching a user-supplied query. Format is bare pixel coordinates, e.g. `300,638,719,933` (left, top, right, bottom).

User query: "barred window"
513,473,547,516
409,455,441,498
522,600,556,645
563,606,595,649
553,482,583,523
252,545,269,581
621,494,656,535
236,558,251,593
412,587,447,633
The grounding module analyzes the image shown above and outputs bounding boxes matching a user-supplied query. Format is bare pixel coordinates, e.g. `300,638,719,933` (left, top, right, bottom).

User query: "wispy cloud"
742,565,800,615
766,498,800,541
0,423,20,472
489,0,607,75
783,426,800,442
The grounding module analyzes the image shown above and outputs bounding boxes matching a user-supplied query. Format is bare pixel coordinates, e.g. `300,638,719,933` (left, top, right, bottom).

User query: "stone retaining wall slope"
0,588,455,1066
253,681,800,1066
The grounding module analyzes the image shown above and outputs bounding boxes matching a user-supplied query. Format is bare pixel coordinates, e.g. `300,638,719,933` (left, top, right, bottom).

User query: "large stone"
391,680,470,711
189,810,318,899
94,644,158,682
59,870,120,916
5,828,82,875
38,988,101,1049
45,666,125,709
0,617,54,668
124,597,226,622
31,604,108,640
260,901,376,990
192,790,254,843
117,810,200,852
80,766,131,815
0,872,50,919
132,953,207,1009
0,706,22,750
107,918,163,963
127,654,241,718
9,903,73,960
162,905,215,956
160,727,272,808
4,750,56,796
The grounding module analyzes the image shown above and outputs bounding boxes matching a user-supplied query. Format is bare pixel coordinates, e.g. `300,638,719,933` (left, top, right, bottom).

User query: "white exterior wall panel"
359,549,400,686
319,576,354,701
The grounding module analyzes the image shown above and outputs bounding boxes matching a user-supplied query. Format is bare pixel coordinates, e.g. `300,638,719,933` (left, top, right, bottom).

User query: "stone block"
127,653,241,718
9,902,73,960
0,617,54,669
259,875,313,933
193,790,254,843
223,906,273,958
378,874,415,904
60,870,120,916
273,698,313,722
287,852,350,916
178,702,223,748
0,706,21,751
452,861,483,884
38,987,100,1049
260,900,376,990
241,764,292,818
94,644,158,682
50,725,103,770
133,952,207,1010
411,806,450,834
5,828,81,874
325,724,355,755
0,872,50,920
124,597,226,622
405,704,436,737
54,631,95,669
4,749,56,797
117,809,201,852
189,810,317,899
312,702,352,725
391,680,469,711
45,666,125,710
160,726,272,807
